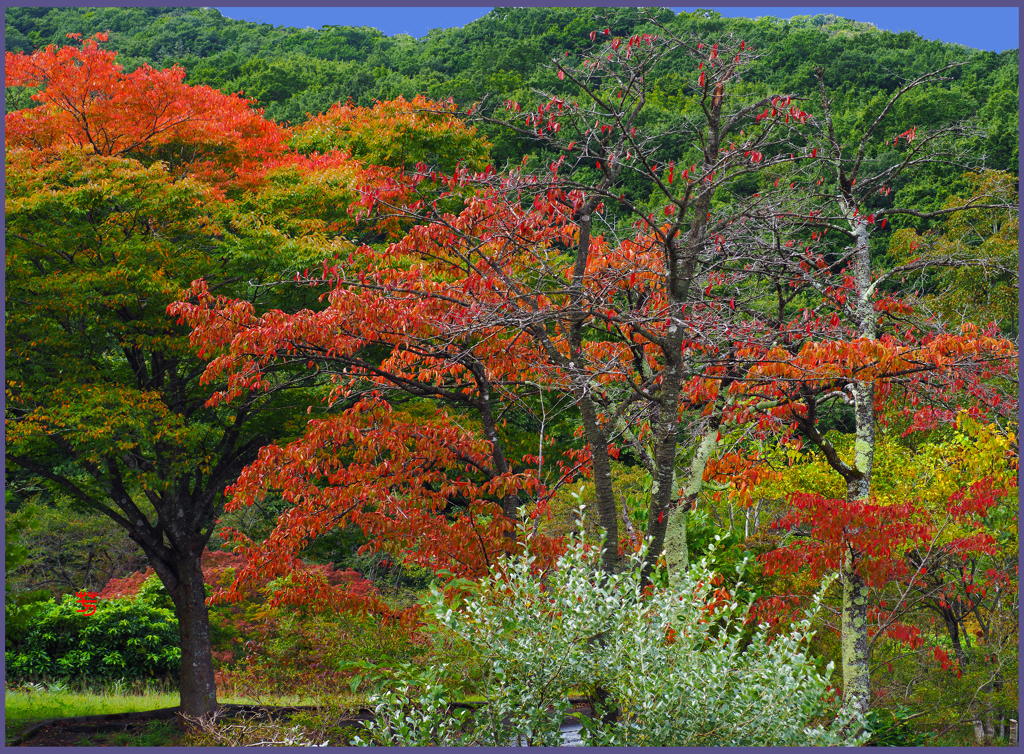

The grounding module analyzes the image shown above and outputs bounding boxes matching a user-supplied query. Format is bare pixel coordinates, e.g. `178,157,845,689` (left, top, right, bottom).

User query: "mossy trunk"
840,546,871,717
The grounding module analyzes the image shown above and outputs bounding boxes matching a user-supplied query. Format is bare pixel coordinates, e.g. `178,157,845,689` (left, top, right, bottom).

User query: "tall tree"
733,64,1017,716
177,19,818,584
5,34,302,719
435,21,820,577
169,112,563,613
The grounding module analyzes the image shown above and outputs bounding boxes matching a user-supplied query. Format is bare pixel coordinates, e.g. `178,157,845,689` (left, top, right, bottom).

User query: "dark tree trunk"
579,396,620,573
166,550,218,720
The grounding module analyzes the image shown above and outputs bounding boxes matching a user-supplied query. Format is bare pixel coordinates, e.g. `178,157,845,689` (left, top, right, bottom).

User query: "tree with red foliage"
5,32,289,192
397,21,823,578
731,64,1018,716
175,19,823,589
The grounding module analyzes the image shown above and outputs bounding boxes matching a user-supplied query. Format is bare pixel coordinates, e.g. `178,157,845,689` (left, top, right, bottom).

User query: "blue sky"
213,6,1019,53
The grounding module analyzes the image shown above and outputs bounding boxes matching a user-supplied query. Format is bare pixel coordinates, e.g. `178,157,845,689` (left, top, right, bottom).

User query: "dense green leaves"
6,7,1016,183
5,595,181,683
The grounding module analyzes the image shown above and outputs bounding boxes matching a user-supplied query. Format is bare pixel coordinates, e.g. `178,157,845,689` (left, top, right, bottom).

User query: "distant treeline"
5,6,1018,176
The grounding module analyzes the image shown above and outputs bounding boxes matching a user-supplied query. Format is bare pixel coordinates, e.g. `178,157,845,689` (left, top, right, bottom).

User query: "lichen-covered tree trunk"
839,549,871,714
839,217,877,717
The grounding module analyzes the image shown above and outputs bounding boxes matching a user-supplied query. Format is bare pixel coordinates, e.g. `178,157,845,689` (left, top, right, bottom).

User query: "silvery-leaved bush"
353,513,867,747
243,725,329,747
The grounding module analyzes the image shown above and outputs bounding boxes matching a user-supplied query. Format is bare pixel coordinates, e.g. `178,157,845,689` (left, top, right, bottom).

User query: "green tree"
4,36,309,720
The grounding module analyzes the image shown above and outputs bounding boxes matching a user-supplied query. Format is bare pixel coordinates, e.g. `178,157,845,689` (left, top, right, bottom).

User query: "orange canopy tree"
6,35,499,718
5,34,353,719
4,32,290,192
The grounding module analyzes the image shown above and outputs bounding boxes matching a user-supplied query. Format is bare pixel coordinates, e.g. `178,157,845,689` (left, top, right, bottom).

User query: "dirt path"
9,707,184,747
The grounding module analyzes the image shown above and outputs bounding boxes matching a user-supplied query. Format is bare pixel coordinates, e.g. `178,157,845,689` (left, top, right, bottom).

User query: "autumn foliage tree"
175,18,826,597
5,33,327,720
290,94,491,174
392,21,826,578
170,204,564,612
4,32,290,191
5,32,514,718
719,64,1019,716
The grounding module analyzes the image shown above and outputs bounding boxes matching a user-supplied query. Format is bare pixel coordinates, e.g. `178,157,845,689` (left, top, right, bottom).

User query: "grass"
105,720,183,747
3,680,338,745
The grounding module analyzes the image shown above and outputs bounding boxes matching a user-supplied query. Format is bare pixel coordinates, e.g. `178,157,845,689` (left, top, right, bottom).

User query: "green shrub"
354,518,869,747
5,594,180,684
134,574,176,610
863,706,932,746
220,609,435,698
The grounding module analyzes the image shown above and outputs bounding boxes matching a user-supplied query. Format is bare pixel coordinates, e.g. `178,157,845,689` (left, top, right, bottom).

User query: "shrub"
218,609,435,698
863,705,932,747
5,498,53,650
5,494,148,604
354,520,868,747
4,594,180,684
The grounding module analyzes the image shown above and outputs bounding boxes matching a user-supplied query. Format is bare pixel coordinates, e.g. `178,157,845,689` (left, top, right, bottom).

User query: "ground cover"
3,683,321,746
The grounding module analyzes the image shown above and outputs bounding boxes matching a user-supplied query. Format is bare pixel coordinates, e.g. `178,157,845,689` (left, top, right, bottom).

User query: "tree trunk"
663,509,689,580
942,610,969,666
664,388,728,585
838,214,877,719
579,397,620,573
840,547,871,717
167,552,218,721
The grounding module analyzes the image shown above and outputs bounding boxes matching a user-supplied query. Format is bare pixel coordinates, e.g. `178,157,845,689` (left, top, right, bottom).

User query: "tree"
176,19,822,591
414,20,824,578
169,206,563,613
290,94,491,173
894,170,1018,337
4,34,305,719
4,32,290,192
4,496,148,601
731,63,1017,716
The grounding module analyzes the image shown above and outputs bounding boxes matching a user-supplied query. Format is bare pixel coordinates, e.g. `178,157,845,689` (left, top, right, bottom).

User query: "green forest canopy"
4,6,1019,178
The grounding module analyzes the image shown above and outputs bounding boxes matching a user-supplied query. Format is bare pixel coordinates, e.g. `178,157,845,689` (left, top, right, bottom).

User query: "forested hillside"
5,6,1019,174
5,6,1018,746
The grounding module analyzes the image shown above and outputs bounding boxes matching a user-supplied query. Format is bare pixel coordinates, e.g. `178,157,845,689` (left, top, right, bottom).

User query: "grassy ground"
3,682,328,745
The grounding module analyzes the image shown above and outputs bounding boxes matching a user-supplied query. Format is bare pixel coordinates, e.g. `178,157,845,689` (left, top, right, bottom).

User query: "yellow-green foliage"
755,416,1017,541
544,462,652,543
